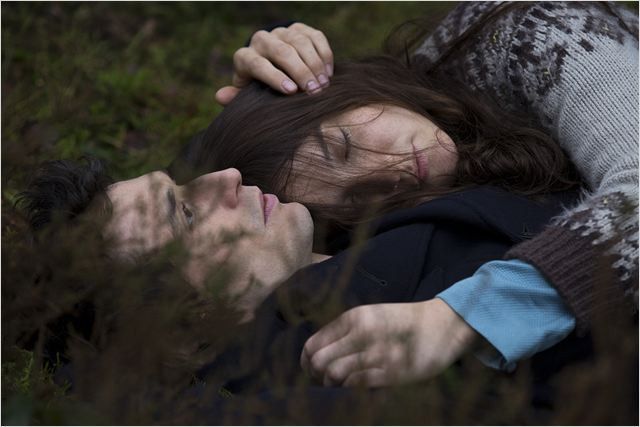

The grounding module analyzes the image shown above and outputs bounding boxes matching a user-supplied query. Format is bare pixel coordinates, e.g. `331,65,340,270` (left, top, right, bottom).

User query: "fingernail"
282,79,297,93
325,63,333,77
318,73,329,87
306,80,320,93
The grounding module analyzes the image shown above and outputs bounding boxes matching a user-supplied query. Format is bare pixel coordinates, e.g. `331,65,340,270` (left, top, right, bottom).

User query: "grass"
2,2,455,188
2,2,638,425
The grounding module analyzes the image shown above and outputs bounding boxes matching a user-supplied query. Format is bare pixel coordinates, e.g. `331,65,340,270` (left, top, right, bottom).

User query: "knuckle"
247,55,266,72
302,338,315,355
311,29,326,40
233,47,250,62
362,349,381,366
250,30,269,45
346,372,364,387
288,22,305,32
290,34,310,46
324,50,334,62
358,307,376,325
326,365,343,383
344,307,360,324
272,42,295,59
310,354,325,373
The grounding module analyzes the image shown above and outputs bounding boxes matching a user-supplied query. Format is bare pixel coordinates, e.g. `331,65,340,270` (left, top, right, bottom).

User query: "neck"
311,252,332,263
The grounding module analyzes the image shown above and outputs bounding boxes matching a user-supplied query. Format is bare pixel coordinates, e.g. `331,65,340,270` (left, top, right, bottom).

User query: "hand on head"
300,299,479,387
215,23,334,105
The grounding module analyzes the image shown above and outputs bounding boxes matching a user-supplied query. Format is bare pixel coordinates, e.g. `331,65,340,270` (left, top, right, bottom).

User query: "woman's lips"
263,193,279,224
412,143,428,181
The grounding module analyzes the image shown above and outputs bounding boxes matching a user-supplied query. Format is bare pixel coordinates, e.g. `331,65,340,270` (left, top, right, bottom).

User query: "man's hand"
300,299,479,387
216,23,334,105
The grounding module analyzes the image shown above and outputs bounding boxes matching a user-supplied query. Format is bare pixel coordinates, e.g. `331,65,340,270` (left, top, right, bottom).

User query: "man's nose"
187,168,242,209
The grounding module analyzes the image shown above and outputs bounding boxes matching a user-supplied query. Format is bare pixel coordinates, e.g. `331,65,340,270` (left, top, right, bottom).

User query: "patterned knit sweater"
415,1,638,332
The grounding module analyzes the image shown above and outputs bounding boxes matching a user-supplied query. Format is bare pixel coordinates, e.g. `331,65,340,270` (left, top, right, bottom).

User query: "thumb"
215,86,242,106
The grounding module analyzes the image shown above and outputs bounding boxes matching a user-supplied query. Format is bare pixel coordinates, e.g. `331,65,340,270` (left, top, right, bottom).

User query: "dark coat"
198,186,588,395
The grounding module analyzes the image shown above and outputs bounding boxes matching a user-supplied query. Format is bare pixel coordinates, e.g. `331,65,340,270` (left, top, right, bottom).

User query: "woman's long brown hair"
168,54,579,234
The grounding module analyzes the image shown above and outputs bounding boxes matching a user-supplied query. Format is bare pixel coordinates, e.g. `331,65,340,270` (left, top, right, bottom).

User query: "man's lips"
412,143,428,181
262,193,279,224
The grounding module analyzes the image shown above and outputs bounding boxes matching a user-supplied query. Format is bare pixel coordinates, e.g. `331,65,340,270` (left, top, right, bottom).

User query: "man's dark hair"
17,156,114,232
9,157,115,364
7,157,235,411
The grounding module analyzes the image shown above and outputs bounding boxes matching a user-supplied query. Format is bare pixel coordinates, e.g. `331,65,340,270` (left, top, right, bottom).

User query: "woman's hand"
300,299,479,387
215,23,334,105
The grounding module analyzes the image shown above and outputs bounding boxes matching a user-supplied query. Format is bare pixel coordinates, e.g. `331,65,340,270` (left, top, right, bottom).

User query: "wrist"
432,297,479,354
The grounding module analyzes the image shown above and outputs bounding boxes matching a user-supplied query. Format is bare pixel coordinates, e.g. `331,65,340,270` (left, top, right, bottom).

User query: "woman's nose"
186,168,242,209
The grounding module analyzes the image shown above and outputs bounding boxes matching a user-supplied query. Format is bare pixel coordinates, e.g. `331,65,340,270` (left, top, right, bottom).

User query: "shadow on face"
105,168,315,316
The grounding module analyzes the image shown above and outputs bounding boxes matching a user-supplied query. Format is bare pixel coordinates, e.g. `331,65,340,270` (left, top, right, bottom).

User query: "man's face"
105,168,314,306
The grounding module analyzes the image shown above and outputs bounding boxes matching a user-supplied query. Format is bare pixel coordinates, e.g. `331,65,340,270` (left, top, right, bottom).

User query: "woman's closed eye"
340,127,352,160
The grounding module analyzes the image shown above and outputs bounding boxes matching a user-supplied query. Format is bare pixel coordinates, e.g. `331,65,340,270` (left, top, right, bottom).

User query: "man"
14,158,326,422
17,156,591,423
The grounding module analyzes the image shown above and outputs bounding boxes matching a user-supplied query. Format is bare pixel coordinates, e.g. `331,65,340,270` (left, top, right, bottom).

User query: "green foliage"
1,2,454,184
2,347,36,396
2,2,637,425
1,347,95,425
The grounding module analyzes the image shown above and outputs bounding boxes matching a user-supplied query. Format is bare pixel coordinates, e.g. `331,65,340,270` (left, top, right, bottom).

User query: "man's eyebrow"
166,188,179,236
156,170,180,235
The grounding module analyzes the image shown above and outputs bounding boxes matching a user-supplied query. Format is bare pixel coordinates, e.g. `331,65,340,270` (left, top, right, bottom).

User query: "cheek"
109,211,172,254
355,125,394,152
182,242,235,287
191,212,249,246
438,134,459,173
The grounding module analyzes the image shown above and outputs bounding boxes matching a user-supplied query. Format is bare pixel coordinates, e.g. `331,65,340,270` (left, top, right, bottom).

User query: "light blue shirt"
437,259,576,371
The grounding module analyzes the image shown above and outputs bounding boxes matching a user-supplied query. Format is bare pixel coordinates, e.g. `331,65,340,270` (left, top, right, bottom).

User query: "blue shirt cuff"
437,259,576,371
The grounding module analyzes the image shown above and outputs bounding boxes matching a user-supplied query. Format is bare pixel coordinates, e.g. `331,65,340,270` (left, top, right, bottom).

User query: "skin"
216,23,334,105
300,300,478,387
289,104,459,205
105,168,315,319
215,24,479,386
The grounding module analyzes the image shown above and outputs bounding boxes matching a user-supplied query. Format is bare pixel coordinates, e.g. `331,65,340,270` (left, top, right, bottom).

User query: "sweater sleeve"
414,1,639,332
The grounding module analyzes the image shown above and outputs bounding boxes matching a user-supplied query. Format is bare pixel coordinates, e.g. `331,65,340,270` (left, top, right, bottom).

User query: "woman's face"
288,105,459,205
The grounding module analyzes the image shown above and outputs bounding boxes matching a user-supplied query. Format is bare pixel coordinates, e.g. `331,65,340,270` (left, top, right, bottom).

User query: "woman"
172,1,638,387
170,64,583,387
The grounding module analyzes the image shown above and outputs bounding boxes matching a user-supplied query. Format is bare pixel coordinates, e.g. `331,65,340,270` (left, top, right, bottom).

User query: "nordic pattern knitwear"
415,1,638,332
